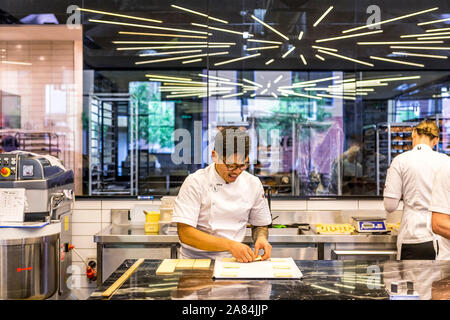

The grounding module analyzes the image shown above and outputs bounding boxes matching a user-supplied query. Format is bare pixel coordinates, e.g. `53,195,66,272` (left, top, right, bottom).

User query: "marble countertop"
89,259,450,300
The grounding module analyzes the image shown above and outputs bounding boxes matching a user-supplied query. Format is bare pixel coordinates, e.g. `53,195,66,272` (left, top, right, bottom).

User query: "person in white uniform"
431,158,450,260
172,127,272,262
384,120,448,260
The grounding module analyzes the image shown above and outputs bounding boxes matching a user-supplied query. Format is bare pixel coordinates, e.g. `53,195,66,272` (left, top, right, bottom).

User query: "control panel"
0,154,18,180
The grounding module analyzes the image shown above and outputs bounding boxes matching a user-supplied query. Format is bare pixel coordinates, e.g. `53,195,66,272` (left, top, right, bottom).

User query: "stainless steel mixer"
0,151,74,300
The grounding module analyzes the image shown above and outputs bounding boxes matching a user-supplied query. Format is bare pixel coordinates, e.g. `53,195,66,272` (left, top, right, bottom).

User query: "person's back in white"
384,120,448,260
385,145,448,245
430,158,450,260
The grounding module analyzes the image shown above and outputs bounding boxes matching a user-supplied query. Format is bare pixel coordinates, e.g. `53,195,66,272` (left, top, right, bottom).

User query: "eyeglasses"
223,161,250,171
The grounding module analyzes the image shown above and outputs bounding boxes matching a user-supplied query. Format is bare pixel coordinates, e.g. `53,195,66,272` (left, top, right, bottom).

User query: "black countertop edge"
74,195,384,201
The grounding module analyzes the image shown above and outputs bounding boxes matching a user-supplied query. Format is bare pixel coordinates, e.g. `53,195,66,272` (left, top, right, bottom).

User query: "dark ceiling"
1,0,450,99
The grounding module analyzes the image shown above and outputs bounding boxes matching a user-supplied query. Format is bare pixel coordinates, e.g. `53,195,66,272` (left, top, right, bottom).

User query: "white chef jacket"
384,144,448,258
429,159,450,260
172,163,272,260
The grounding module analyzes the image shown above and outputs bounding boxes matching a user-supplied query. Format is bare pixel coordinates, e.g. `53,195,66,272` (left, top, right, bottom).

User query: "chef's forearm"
177,223,233,252
432,212,450,240
251,226,269,243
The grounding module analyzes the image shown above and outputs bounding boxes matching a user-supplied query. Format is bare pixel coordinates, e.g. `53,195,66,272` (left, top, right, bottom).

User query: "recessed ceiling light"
78,8,162,23
171,4,228,24
315,54,325,61
89,19,209,35
181,58,202,64
316,29,383,43
312,45,338,52
137,51,228,65
246,45,280,51
390,45,450,50
281,47,296,58
300,54,307,65
118,31,208,39
317,50,374,67
392,51,448,59
191,23,253,37
251,15,289,41
369,56,425,67
313,6,334,27
214,53,261,66
140,49,202,57
418,17,450,26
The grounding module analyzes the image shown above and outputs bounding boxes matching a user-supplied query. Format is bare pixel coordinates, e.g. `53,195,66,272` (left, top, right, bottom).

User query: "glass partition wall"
2,0,448,197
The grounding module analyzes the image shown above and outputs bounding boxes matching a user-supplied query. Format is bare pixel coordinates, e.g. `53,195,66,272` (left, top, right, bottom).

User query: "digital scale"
352,217,387,233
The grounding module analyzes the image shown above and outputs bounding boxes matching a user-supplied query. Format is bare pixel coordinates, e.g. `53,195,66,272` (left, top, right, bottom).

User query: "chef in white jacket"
172,127,272,262
431,158,450,260
384,120,448,260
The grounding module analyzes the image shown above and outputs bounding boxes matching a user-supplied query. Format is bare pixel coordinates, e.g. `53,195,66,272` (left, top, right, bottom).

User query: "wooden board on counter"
155,259,212,275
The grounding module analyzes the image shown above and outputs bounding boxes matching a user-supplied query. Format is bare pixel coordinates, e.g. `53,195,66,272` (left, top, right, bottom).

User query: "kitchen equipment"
0,228,59,300
352,216,387,233
0,151,74,300
160,196,175,221
143,210,160,233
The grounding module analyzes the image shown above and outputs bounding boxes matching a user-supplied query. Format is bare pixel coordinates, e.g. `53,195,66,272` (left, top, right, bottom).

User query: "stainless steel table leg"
96,244,103,287
170,244,178,259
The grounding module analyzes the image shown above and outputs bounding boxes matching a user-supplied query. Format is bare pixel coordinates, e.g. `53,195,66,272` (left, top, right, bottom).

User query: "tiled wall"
70,198,396,291
70,200,156,291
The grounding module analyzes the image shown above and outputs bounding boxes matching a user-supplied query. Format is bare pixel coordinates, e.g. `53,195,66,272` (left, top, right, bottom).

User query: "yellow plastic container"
144,211,160,233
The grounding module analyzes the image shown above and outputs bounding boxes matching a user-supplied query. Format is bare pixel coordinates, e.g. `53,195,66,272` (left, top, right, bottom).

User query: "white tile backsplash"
70,262,87,275
102,200,153,210
307,200,358,211
73,200,101,210
72,223,102,236
101,210,112,224
70,275,98,289
72,235,96,249
71,248,97,263
271,200,307,211
358,200,385,210
72,210,102,223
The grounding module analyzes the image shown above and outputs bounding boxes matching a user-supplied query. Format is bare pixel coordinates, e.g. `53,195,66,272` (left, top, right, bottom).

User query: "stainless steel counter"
94,224,397,244
94,224,398,285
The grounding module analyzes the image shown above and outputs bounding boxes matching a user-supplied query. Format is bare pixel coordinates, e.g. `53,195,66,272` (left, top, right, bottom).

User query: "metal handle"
332,250,397,257
49,192,66,220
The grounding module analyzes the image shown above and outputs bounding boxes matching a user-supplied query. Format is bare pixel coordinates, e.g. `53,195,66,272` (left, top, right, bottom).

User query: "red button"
1,168,8,175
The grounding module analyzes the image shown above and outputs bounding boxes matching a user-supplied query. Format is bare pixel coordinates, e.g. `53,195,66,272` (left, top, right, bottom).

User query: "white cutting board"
213,257,302,279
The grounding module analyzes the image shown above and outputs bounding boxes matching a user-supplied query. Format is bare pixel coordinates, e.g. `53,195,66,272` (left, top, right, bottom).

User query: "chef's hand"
254,237,272,261
228,241,256,263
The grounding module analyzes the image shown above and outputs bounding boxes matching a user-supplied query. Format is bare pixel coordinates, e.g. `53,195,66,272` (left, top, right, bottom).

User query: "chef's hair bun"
414,120,439,139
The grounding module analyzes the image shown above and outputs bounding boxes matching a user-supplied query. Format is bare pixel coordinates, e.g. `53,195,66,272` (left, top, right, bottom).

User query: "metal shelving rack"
376,122,418,195
88,93,130,195
16,132,61,157
0,130,66,163
362,124,377,194
436,114,450,155
406,114,450,155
